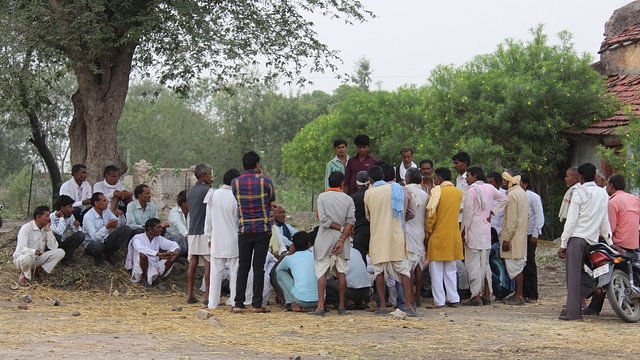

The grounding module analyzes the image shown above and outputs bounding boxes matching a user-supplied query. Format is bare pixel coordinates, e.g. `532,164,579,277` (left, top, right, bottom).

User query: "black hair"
103,165,119,177
467,166,486,182
90,192,104,207
333,138,347,148
400,147,414,155
292,231,310,251
487,171,502,184
71,164,86,175
242,151,261,170
452,151,471,166
33,205,50,219
434,167,452,182
177,190,188,206
54,195,75,211
134,184,148,198
608,174,626,191
405,168,422,185
367,165,384,182
382,164,395,182
144,218,161,232
353,134,371,147
578,163,596,183
328,171,345,188
520,173,531,190
419,159,434,168
223,168,241,186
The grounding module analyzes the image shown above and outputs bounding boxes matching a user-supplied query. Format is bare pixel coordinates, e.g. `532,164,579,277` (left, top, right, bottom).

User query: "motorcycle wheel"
606,269,640,323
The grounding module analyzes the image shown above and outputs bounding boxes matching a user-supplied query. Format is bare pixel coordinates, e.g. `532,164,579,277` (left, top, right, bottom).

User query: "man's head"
223,168,241,186
400,147,414,168
434,167,452,185
578,163,596,183
501,168,520,189
486,172,502,190
466,166,485,185
54,195,75,218
134,184,151,203
367,165,384,182
242,151,261,171
194,163,213,184
607,173,626,196
356,171,370,187
177,190,188,208
103,165,120,185
595,170,607,188
292,231,310,252
565,167,579,187
328,171,345,188
419,159,434,179
519,173,531,191
333,139,348,157
144,218,163,238
452,152,470,175
91,192,108,211
382,163,395,182
405,168,422,185
274,205,286,223
353,134,371,157
33,205,51,228
71,164,88,183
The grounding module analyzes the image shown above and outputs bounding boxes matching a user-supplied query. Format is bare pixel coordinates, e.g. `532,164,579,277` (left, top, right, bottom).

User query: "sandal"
252,307,271,313
230,307,243,314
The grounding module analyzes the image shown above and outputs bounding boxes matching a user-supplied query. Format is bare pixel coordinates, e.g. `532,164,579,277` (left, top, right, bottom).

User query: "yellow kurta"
365,184,407,265
500,185,530,259
426,184,464,261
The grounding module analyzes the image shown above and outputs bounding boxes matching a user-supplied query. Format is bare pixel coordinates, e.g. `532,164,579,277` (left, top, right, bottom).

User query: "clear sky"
282,0,632,94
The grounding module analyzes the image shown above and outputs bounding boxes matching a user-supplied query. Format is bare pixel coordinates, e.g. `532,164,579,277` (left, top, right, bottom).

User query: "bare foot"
34,267,48,283
18,272,30,286
291,302,303,312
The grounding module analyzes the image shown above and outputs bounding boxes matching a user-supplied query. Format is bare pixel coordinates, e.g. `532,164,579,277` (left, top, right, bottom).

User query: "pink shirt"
462,182,509,250
608,190,640,250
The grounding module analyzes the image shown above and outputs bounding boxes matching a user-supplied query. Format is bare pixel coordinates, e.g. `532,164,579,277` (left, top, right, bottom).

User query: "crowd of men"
13,134,640,320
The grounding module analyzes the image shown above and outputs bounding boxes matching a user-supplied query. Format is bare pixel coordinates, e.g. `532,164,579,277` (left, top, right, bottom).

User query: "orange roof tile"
599,24,640,53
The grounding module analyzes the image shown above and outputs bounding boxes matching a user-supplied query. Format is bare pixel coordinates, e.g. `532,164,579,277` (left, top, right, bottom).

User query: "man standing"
461,167,508,306
205,168,241,310
595,170,607,188
419,159,435,194
500,168,530,306
520,173,544,302
231,151,276,314
93,165,133,214
50,195,86,266
344,134,378,195
452,152,470,222
310,171,356,316
126,184,169,237
558,163,613,320
350,171,371,263
186,163,213,305
126,218,179,291
83,193,132,267
365,165,421,316
404,168,429,308
13,206,65,286
426,168,464,308
325,138,349,190
558,167,580,222
165,190,189,258
582,173,640,315
273,205,298,247
395,147,417,185
59,164,92,222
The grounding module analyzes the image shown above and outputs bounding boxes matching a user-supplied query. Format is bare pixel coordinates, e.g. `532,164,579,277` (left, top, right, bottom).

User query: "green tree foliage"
599,111,640,191
351,56,372,92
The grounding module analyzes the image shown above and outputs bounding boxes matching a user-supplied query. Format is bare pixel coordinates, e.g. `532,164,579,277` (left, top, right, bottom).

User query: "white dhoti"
13,249,65,280
132,256,173,284
504,257,527,279
315,255,349,279
464,247,492,298
209,257,239,309
372,258,412,280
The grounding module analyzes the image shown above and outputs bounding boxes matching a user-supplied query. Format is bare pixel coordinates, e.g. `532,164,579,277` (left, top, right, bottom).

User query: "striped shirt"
232,170,276,234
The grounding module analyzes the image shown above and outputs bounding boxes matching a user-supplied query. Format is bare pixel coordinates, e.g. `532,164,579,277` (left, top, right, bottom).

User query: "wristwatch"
339,226,344,233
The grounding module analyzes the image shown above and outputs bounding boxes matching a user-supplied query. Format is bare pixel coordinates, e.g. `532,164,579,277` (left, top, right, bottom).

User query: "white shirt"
525,190,545,237
59,178,92,208
166,206,189,240
456,171,469,222
396,161,417,184
490,188,507,236
93,180,127,205
14,221,59,259
405,184,429,256
204,186,239,258
560,182,613,248
125,233,180,271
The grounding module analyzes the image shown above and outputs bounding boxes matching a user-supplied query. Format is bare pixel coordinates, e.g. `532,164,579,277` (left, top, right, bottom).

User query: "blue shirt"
276,250,318,302
126,200,158,231
82,207,125,246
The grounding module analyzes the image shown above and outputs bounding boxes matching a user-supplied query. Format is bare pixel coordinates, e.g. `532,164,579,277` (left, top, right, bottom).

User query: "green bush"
0,166,52,219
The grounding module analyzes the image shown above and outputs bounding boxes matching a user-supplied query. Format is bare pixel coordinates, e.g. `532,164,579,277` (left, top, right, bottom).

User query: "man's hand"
106,219,119,229
35,248,43,256
73,220,80,228
332,240,344,255
161,221,170,228
530,237,538,246
55,210,64,218
557,247,566,259
169,249,179,261
113,209,124,217
611,244,625,256
502,240,511,252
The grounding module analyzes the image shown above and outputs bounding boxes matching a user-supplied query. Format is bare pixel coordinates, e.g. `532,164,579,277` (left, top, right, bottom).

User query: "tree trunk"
69,46,136,185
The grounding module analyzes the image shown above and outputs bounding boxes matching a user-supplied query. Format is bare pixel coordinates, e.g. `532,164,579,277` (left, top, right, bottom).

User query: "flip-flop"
229,307,243,314
252,307,271,313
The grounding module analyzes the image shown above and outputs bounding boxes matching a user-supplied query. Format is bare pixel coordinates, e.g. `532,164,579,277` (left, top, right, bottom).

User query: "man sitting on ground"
276,232,319,312
165,190,189,258
93,165,133,214
126,184,168,237
14,206,65,286
83,192,132,267
50,195,86,266
58,164,92,222
273,205,298,248
326,246,372,310
125,218,180,291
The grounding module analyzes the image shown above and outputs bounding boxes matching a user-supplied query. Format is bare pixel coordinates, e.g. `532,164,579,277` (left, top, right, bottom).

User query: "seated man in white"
58,164,92,222
276,232,319,311
326,245,372,310
13,206,65,286
125,218,180,292
273,205,298,247
93,165,133,215
166,190,189,258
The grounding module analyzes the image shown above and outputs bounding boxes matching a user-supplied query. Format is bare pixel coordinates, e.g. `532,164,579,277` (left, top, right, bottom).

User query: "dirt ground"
0,221,638,359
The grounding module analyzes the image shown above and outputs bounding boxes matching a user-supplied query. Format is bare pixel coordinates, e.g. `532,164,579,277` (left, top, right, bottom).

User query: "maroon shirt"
344,152,378,194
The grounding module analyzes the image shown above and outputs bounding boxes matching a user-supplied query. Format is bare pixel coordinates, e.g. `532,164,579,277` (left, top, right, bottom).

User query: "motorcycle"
585,243,640,323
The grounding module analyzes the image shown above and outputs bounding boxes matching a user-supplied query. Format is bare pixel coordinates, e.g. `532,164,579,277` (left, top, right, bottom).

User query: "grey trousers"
565,237,589,320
